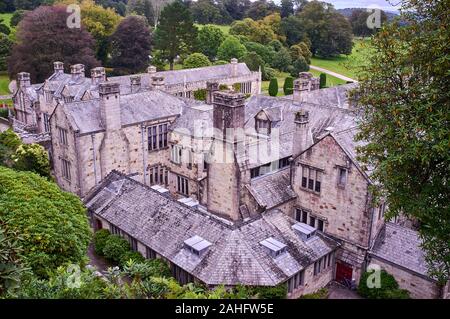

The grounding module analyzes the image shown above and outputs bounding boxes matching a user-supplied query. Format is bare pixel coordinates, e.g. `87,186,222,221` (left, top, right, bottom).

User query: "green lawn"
0,73,11,95
309,69,347,87
310,39,372,79
195,24,230,35
0,13,13,29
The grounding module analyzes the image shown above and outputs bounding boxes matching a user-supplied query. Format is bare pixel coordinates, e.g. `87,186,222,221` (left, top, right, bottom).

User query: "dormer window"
260,237,287,258
255,118,271,135
184,235,212,257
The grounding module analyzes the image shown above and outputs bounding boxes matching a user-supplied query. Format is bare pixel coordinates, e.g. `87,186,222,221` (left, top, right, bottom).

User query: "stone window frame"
148,165,169,186
336,165,349,188
300,164,323,194
313,251,334,276
147,122,169,152
58,126,68,146
61,158,71,181
255,118,271,135
170,144,182,164
287,269,305,294
295,207,326,232
176,174,189,196
43,113,50,132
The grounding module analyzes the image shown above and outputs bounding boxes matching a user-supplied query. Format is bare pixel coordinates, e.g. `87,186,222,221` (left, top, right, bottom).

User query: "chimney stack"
70,64,85,81
293,72,320,102
130,75,141,93
230,58,238,77
206,81,219,104
17,72,31,88
53,61,64,74
99,82,121,131
292,110,312,157
151,75,165,90
212,90,246,140
91,67,106,85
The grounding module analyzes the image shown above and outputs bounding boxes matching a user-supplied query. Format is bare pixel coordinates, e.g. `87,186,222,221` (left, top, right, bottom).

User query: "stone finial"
151,75,165,89
17,72,31,88
230,58,238,64
230,58,238,77
54,61,64,73
147,66,157,74
206,81,219,104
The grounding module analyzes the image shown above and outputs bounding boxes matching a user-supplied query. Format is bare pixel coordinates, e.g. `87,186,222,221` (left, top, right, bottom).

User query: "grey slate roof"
247,168,297,209
369,222,435,281
110,63,252,89
85,171,339,286
62,90,195,134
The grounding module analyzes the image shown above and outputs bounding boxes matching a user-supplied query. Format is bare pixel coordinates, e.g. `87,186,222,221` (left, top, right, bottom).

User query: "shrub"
0,167,91,278
213,60,228,65
283,77,294,95
299,288,329,299
358,269,409,299
232,83,241,92
268,78,278,96
102,235,130,263
290,56,309,77
253,283,287,299
319,73,327,88
0,108,8,118
270,47,292,72
219,84,229,91
120,251,145,267
262,67,276,81
93,229,110,256
193,89,207,101
183,53,211,69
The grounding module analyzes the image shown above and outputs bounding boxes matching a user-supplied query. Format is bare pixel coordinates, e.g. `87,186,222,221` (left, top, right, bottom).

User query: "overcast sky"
314,0,401,11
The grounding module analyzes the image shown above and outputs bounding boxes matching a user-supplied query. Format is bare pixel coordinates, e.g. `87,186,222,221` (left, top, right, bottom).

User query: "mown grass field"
310,39,372,79
0,73,11,95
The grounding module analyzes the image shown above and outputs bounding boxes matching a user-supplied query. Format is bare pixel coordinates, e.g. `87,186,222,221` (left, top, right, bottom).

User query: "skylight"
184,235,212,256
260,237,287,258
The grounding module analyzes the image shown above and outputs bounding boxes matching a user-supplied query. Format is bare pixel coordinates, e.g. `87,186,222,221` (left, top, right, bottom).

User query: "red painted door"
336,261,353,283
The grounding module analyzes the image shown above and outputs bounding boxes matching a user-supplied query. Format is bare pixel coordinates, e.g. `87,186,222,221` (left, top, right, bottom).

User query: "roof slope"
369,223,435,280
85,171,339,286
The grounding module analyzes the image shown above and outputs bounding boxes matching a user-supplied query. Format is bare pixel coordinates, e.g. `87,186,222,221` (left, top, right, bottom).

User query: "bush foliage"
358,269,410,299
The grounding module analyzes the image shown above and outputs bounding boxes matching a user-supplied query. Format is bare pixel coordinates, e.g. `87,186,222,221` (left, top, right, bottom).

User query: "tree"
110,15,151,74
280,15,308,47
217,35,247,61
0,166,91,277
243,41,275,65
197,25,225,60
290,56,309,77
297,1,353,57
8,5,99,83
242,51,264,72
268,78,278,96
283,76,293,95
280,0,293,18
127,0,155,25
229,17,276,45
57,0,122,64
13,0,49,11
270,47,291,72
190,0,231,25
10,10,28,27
0,129,21,167
350,9,387,37
319,73,326,88
183,53,211,69
355,0,450,282
154,0,197,70
0,33,12,71
290,42,311,64
0,0,16,13
245,0,279,20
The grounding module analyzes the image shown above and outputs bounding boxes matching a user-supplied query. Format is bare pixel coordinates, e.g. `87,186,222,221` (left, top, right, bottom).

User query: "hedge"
102,235,131,264
358,269,410,299
268,78,278,96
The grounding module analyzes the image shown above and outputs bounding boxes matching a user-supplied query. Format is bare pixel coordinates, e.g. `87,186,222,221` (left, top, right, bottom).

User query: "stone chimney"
151,75,165,90
99,82,121,131
53,61,64,74
293,110,312,157
230,58,238,77
207,91,246,221
293,72,320,102
90,67,106,85
130,75,141,93
17,72,31,88
206,81,219,104
70,64,85,81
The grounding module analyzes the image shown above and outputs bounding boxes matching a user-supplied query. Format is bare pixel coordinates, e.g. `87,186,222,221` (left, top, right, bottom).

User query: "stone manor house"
10,61,447,299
